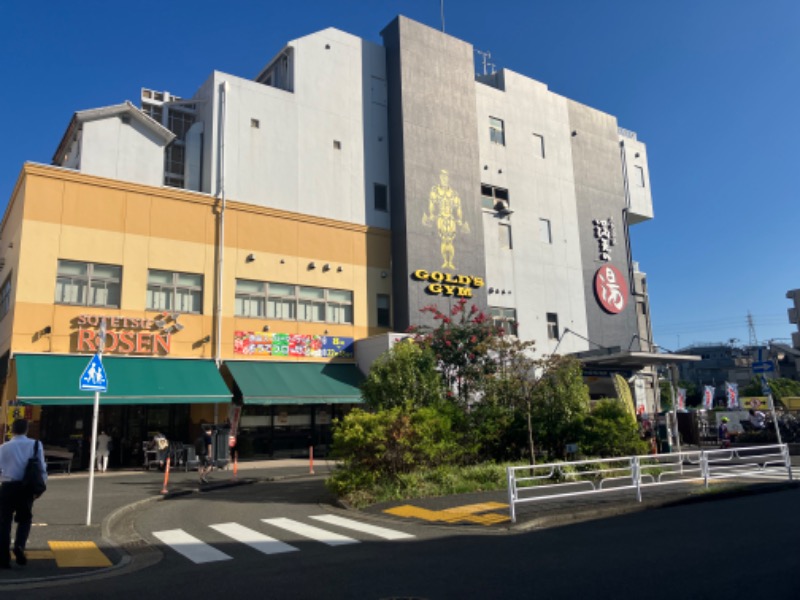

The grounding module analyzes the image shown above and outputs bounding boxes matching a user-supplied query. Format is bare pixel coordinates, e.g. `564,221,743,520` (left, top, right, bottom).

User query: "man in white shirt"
749,408,766,430
0,419,47,568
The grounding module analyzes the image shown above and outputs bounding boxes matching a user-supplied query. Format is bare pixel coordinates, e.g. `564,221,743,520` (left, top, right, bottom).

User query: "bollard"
160,457,171,495
309,445,315,475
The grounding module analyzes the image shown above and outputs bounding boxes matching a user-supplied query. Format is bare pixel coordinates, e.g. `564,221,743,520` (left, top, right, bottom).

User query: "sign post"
761,375,782,446
81,319,108,526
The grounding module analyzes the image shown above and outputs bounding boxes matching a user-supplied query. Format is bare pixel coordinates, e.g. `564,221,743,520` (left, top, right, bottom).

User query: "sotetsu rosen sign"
594,264,628,314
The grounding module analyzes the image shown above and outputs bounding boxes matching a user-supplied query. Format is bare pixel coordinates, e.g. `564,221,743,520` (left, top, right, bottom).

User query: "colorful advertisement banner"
703,385,715,410
725,382,739,409
741,397,767,410
233,331,354,359
676,388,686,411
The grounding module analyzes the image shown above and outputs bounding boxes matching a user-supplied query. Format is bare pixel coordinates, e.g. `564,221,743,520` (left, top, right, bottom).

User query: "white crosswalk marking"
262,517,359,546
309,514,415,540
210,522,299,555
153,529,232,564
155,516,414,564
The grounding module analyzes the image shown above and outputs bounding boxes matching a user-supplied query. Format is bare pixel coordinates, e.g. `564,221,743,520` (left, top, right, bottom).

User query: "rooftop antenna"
475,49,495,76
747,311,759,346
440,0,445,32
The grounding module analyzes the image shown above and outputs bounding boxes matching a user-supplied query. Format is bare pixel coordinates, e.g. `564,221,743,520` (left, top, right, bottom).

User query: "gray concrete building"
48,15,673,412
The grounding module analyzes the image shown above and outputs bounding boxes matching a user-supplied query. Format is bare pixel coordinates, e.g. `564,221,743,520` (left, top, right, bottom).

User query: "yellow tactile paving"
384,501,510,525
48,541,112,567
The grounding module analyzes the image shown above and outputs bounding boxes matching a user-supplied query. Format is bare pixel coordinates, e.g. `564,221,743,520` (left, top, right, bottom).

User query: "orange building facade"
0,164,391,467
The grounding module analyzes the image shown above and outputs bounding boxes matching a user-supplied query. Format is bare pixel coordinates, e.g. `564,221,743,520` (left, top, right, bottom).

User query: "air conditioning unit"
494,199,510,213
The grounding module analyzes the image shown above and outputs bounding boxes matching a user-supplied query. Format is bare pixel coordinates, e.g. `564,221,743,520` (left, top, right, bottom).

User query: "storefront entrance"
39,404,191,469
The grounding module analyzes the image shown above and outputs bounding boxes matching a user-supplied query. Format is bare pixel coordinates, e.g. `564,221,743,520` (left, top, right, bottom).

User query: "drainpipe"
215,81,229,425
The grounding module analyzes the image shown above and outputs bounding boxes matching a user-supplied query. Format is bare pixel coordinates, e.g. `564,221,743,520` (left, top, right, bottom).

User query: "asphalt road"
12,478,800,599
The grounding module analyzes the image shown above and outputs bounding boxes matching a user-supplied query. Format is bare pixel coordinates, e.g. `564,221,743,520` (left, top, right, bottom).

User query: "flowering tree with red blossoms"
408,298,505,407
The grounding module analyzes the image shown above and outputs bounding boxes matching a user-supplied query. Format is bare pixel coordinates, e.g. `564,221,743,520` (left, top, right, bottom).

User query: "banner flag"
677,388,686,411
725,382,739,409
703,385,715,410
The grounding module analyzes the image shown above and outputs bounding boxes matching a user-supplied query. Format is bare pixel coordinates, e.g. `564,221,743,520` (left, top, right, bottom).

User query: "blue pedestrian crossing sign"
79,354,108,392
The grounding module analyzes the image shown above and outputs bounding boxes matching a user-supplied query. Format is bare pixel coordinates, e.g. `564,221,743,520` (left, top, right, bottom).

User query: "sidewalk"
0,459,334,589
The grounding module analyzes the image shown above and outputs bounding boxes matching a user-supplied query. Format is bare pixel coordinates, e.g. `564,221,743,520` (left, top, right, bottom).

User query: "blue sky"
1,0,797,351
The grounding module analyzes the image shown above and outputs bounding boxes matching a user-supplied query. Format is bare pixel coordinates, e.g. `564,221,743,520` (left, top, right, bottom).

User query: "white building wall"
620,135,654,224
79,118,166,187
193,28,389,228
476,70,589,355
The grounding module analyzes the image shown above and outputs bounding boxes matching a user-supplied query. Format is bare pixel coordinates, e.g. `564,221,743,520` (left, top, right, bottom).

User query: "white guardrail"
505,444,792,523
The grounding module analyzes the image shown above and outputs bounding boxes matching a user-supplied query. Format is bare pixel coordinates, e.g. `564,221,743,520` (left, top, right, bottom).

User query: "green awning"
15,354,232,406
224,361,364,405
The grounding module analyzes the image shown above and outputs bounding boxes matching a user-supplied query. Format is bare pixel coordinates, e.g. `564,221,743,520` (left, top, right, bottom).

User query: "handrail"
506,444,791,523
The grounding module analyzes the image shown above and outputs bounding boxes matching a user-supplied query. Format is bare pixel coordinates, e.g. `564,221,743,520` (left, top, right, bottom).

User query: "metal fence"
505,444,792,523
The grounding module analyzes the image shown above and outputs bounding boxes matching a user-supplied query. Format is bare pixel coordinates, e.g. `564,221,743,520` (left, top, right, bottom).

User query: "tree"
530,355,590,460
483,335,538,464
658,378,674,411
742,377,800,407
361,340,444,410
409,299,502,406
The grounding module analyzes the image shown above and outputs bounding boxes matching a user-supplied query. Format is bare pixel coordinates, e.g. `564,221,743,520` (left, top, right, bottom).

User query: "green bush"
580,399,649,457
326,461,510,508
327,404,463,500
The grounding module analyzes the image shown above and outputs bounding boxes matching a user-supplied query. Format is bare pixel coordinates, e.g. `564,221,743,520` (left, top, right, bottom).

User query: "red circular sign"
594,264,628,314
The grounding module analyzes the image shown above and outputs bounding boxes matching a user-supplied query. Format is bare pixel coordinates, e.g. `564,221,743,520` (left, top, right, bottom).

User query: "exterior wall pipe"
215,81,228,368
214,81,229,425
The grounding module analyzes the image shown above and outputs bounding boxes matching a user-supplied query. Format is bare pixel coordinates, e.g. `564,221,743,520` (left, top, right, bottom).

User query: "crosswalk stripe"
262,517,359,546
309,514,415,540
210,522,299,555
153,529,232,564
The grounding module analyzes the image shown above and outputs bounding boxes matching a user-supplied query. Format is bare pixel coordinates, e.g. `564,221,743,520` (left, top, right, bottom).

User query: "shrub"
327,404,464,499
580,399,648,457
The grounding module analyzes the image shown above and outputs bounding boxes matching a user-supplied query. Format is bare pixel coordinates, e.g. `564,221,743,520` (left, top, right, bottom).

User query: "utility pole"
747,312,759,346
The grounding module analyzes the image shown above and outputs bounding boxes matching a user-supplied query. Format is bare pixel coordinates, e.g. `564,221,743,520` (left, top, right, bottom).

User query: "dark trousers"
0,482,34,560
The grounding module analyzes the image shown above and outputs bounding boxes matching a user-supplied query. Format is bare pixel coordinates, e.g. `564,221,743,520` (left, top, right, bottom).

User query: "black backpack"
194,435,206,456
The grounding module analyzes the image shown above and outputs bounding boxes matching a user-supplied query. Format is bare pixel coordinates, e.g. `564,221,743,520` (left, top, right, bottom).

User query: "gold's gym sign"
412,269,484,297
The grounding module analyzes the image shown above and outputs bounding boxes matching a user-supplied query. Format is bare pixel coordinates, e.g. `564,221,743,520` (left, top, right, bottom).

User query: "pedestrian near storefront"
96,430,112,472
196,425,214,484
0,419,47,568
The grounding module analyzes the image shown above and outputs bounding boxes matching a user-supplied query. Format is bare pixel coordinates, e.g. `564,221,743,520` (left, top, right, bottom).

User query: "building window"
147,270,203,314
56,260,121,307
298,286,326,322
499,223,512,249
533,133,545,158
377,294,391,327
546,312,560,340
237,280,353,324
235,279,267,318
374,183,388,212
481,184,510,211
251,118,260,129
333,140,342,149
326,289,354,324
167,109,195,139
634,165,645,187
489,116,505,145
539,218,552,244
490,307,517,336
142,103,163,124
0,274,11,321
266,282,297,320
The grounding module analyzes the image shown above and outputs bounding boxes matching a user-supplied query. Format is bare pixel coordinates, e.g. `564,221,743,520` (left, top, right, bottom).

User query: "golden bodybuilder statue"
422,170,470,270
